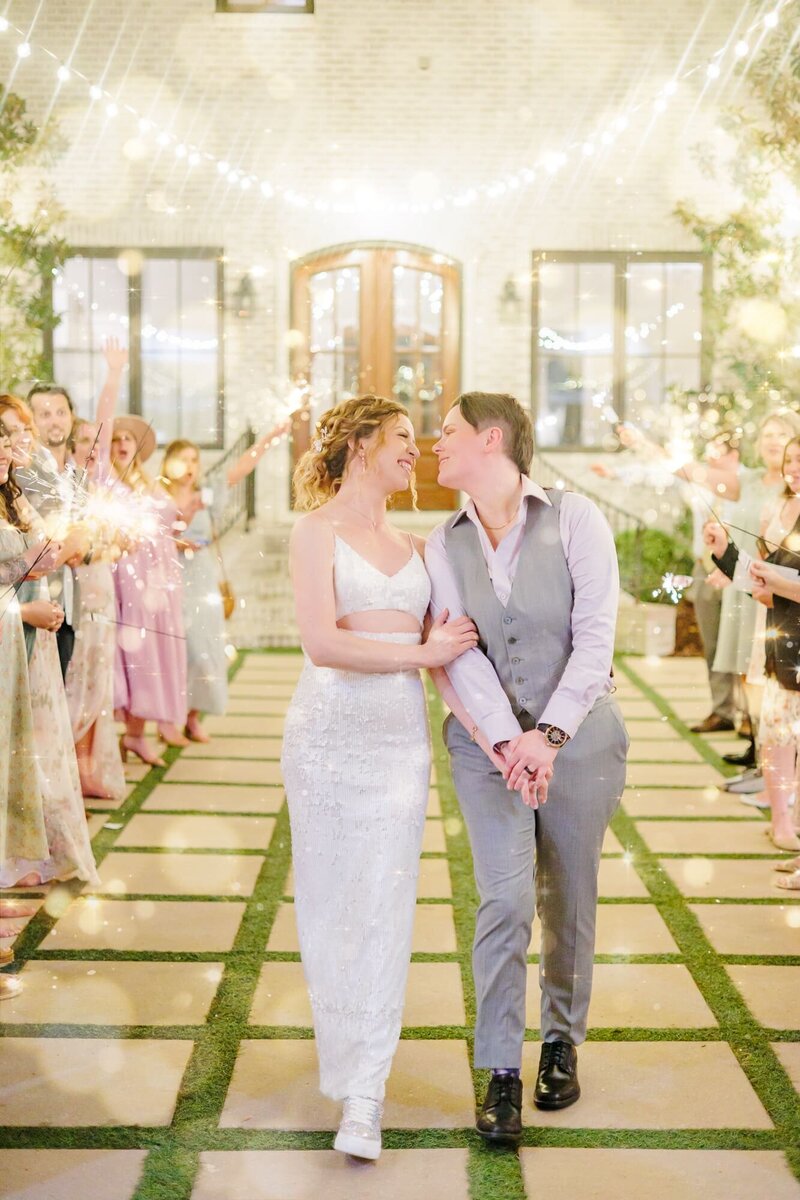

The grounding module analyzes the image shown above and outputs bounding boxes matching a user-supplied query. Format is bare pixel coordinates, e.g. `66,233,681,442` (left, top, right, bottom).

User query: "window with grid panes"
532,251,708,450
49,249,223,447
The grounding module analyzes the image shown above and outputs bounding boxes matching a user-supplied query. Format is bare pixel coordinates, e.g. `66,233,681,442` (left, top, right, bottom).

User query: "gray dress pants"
445,698,628,1068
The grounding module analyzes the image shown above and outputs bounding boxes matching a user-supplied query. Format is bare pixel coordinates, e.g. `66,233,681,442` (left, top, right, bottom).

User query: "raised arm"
674,460,740,503
226,420,291,488
95,338,128,474
291,516,477,673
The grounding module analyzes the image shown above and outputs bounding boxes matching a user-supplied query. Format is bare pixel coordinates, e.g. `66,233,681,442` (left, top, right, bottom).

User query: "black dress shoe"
475,1074,523,1145
533,1041,580,1110
689,714,735,734
722,743,756,767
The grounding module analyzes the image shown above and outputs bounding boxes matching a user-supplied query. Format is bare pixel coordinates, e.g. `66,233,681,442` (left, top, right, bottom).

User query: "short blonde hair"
292,395,416,510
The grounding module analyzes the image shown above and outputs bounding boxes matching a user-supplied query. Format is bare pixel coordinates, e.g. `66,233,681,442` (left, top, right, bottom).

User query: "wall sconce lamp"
232,271,256,319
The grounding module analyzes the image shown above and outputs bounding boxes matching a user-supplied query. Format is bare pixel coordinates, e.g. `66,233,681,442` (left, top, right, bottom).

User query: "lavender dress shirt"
425,476,619,745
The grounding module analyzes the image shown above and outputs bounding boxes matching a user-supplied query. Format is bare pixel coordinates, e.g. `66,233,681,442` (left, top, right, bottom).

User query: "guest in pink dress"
111,416,187,767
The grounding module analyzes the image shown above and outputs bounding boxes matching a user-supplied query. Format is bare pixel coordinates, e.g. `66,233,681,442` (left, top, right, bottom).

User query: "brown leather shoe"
689,714,735,734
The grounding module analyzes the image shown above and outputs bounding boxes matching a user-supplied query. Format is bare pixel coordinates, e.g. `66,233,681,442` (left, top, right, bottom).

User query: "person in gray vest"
425,392,629,1145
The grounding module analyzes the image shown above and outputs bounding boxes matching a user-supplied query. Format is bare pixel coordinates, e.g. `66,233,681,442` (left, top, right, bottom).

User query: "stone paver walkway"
1,652,799,1199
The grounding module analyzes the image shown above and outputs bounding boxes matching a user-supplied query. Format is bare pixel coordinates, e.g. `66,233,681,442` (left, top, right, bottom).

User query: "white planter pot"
615,599,677,657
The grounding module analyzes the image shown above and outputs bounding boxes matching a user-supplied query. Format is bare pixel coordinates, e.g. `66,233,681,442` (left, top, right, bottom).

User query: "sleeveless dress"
180,504,228,715
113,489,187,726
281,533,432,1102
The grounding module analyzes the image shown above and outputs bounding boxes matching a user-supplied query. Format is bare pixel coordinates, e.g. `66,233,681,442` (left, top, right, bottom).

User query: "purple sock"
491,1068,520,1077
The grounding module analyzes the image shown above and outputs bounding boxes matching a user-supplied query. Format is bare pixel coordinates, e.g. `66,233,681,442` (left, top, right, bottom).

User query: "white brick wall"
1,0,750,516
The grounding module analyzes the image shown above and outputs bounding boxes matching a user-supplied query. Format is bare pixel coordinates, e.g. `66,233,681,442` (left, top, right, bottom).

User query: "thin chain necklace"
478,491,522,531
481,514,517,531
338,498,384,531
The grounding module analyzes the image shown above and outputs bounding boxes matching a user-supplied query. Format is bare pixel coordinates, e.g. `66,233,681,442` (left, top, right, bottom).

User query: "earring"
359,448,366,470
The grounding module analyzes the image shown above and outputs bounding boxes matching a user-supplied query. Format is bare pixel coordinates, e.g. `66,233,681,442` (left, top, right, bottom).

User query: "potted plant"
614,528,694,656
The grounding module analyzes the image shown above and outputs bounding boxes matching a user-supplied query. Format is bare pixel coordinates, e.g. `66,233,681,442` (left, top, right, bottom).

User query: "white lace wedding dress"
281,533,431,1102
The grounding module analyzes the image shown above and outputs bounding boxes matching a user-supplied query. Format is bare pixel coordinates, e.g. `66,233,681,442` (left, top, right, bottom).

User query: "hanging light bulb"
764,10,779,29
16,41,31,58
57,64,71,82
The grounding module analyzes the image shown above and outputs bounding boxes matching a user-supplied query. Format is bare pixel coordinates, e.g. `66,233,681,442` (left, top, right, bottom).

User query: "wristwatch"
537,723,569,748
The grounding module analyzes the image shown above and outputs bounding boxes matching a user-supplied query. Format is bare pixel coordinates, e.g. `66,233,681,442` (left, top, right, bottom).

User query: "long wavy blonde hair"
293,395,417,511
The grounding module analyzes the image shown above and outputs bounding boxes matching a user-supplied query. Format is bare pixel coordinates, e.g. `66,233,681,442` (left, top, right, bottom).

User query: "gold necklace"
481,515,516,531
339,499,382,531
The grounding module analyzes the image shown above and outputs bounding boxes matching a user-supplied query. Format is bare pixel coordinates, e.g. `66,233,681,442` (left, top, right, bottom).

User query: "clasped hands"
494,730,558,811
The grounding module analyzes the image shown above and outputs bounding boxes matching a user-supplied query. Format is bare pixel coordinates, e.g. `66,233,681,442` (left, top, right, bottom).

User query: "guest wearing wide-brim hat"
111,415,157,466
110,416,188,766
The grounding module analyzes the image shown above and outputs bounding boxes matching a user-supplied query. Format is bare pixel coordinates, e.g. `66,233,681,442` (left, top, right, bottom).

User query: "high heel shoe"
119,735,166,769
184,722,210,744
157,727,190,748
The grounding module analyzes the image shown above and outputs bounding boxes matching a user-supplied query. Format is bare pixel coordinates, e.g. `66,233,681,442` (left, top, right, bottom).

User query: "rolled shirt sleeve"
425,526,523,747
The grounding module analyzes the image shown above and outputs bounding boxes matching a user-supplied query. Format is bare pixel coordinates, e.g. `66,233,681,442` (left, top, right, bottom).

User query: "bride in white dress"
281,396,480,1160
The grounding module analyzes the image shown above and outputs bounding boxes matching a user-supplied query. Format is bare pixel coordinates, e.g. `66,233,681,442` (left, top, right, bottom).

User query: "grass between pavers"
3,653,800,1199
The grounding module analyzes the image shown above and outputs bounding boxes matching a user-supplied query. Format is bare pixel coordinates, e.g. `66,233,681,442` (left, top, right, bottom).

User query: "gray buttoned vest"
444,488,591,723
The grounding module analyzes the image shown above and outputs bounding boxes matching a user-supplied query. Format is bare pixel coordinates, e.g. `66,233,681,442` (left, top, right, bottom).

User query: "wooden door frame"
289,242,462,508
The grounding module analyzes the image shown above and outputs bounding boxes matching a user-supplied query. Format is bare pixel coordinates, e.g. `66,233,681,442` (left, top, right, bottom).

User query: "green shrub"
615,528,694,604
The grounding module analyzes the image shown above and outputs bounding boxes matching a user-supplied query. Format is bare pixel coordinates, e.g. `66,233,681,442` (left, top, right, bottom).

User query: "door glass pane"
625,260,704,427
308,267,360,405
392,267,444,437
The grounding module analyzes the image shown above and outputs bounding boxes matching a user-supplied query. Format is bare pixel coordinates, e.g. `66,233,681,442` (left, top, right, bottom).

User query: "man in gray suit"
426,392,628,1145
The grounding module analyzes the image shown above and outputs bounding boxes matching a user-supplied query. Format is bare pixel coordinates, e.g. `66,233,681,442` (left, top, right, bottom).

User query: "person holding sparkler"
704,435,800,857
160,419,290,742
111,416,187,767
0,423,98,891
64,339,129,800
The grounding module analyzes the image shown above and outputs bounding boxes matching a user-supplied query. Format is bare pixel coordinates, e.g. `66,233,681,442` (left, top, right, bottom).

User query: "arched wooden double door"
289,243,461,509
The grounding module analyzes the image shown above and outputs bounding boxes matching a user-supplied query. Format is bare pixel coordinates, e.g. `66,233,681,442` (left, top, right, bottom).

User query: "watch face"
544,725,567,747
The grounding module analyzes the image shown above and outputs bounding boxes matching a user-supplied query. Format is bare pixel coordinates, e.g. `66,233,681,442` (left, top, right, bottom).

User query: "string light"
0,0,790,215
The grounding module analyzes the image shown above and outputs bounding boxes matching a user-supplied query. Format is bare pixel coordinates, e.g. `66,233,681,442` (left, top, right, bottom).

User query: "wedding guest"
0,430,98,889
64,340,129,799
111,416,187,766
705,435,800,855
159,421,289,741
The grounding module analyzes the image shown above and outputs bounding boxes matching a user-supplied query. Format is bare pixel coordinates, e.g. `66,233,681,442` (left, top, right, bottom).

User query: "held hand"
703,520,728,558
518,764,553,809
750,578,774,607
20,599,64,631
102,336,129,375
24,540,63,579
422,609,479,668
750,560,778,591
502,729,559,792
59,526,92,568
590,463,616,479
705,566,732,591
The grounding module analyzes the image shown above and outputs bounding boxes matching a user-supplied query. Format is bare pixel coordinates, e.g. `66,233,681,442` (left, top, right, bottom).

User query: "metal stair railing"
204,426,256,536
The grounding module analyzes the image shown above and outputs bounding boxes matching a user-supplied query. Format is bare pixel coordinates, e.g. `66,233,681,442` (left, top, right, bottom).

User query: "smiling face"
363,414,419,495
759,419,795,470
0,407,35,470
28,391,73,450
783,440,800,495
433,406,486,491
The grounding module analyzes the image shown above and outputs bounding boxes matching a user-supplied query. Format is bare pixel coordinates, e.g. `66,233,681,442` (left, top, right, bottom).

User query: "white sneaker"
334,1096,382,1160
